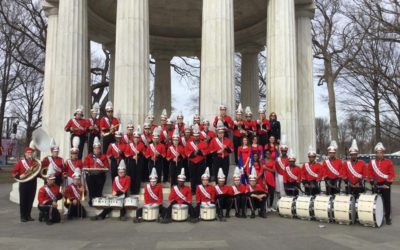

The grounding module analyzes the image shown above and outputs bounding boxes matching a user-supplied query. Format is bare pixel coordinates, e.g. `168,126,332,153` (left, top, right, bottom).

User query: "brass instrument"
14,159,41,183
40,165,48,179
101,123,119,137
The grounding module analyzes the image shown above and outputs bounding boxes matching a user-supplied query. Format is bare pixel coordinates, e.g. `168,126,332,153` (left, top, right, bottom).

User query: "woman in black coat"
268,112,281,143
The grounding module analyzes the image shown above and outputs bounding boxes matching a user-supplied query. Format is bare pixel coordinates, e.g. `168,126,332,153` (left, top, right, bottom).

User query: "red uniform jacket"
215,185,234,196
213,115,234,130
196,184,216,203
264,161,276,187
238,146,251,173
169,185,192,204
87,117,100,135
63,159,83,178
122,134,134,145
167,145,186,162
231,184,247,195
124,142,145,157
106,142,125,160
301,162,323,181
256,118,270,135
177,123,185,135
233,119,246,137
243,120,257,136
245,183,267,193
283,165,302,183
199,129,216,142
209,137,233,158
251,144,263,158
275,157,289,176
112,175,131,193
140,133,152,146
253,161,265,186
64,184,83,200
64,118,88,136
265,143,279,160
342,160,368,185
322,159,344,179
12,158,38,179
83,154,110,169
368,159,395,183
180,136,193,147
185,140,209,164
144,183,163,205
99,116,119,134
38,184,61,205
41,156,64,176
146,143,166,159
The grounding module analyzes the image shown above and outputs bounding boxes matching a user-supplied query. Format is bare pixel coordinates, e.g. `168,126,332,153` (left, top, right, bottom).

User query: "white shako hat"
72,169,81,179
70,136,80,153
279,134,288,150
147,110,154,120
172,125,180,140
236,103,243,115
327,140,338,153
288,149,296,161
152,126,161,139
127,120,134,130
258,105,266,114
133,125,141,137
46,165,56,180
105,101,113,111
216,120,225,132
50,138,59,152
91,102,100,113
177,168,186,182
217,168,226,182
149,167,158,181
74,105,84,116
93,136,101,148
201,167,210,180
219,104,227,110
248,167,257,181
374,142,385,152
245,106,252,116
307,145,316,157
143,118,151,129
233,166,241,181
115,122,123,138
160,109,168,120
117,160,126,171
349,139,359,154
177,111,184,119
192,123,200,136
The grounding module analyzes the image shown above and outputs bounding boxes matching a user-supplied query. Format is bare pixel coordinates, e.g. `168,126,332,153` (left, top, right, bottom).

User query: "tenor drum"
277,196,296,218
295,196,315,220
172,204,189,221
109,198,124,209
356,194,384,228
200,204,216,221
92,197,110,209
143,204,159,221
124,196,139,209
314,195,333,222
333,194,356,225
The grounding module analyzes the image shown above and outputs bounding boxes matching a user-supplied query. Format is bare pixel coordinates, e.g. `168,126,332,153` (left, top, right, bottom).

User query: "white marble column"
114,0,149,126
42,1,58,140
53,0,89,158
200,0,235,121
153,53,172,122
241,46,260,114
296,5,316,163
267,0,298,155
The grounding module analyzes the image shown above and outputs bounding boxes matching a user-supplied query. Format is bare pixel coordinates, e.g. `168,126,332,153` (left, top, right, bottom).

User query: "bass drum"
333,194,356,225
295,196,315,220
277,196,297,218
314,195,333,223
357,194,384,228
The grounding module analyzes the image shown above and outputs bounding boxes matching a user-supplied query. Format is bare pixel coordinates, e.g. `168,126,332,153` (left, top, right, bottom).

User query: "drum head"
375,195,384,227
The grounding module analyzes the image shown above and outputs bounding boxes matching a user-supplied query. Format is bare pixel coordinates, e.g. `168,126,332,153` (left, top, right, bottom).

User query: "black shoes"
250,212,256,219
386,218,392,225
27,216,35,221
20,218,28,223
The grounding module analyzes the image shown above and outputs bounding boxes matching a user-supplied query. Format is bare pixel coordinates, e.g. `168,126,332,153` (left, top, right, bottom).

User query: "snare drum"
313,195,333,222
92,197,110,209
143,204,159,221
124,196,139,209
172,204,189,221
333,194,356,225
295,196,315,220
277,196,296,218
200,204,216,221
109,198,124,209
356,194,384,228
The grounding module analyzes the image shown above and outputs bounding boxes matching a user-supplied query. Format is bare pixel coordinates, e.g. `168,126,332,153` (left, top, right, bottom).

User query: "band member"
213,104,234,136
146,110,158,132
99,101,119,154
83,137,109,206
263,151,276,211
368,142,395,225
251,136,263,159
238,137,251,176
125,126,145,194
92,161,131,221
243,106,257,140
215,168,233,221
106,127,125,181
192,113,202,129
185,126,208,194
268,112,281,142
141,119,153,182
146,127,166,183
41,138,64,186
181,126,193,148
176,111,186,135
232,167,247,218
210,120,233,181
246,168,267,218
167,127,186,186
122,121,135,145
64,105,87,159
233,104,245,165
200,119,215,177
87,102,100,154
64,169,86,219
134,168,165,223
283,150,302,196
342,139,368,198
274,138,288,196
265,135,280,160
12,142,37,222
194,167,216,222
256,106,270,147
63,137,83,185
38,167,62,225
322,141,343,195
301,146,323,196
164,169,195,223
159,109,169,144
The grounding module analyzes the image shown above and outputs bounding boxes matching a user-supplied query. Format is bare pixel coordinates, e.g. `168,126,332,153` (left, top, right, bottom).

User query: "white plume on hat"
307,144,316,156
349,139,359,154
245,106,252,115
147,110,154,119
216,120,225,131
249,167,257,181
72,168,81,179
118,160,126,171
236,103,243,114
201,167,210,179
152,126,161,138
169,114,176,123
217,168,226,181
258,104,266,113
192,124,200,135
115,122,123,137
327,140,338,152
105,101,113,111
177,168,186,181
143,118,151,129
374,142,385,152
91,102,100,113
233,166,241,180
71,136,80,152
133,125,141,137
46,165,56,179
288,148,296,161
49,138,59,151
149,167,158,181
161,109,168,119
93,136,101,148
177,111,184,119
280,134,288,149
172,125,180,139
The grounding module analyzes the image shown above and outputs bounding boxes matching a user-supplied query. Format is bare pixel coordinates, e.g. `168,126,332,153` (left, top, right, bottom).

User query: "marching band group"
12,101,395,226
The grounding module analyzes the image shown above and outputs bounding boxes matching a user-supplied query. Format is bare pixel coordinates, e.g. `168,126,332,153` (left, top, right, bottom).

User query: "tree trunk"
325,61,339,144
373,81,381,143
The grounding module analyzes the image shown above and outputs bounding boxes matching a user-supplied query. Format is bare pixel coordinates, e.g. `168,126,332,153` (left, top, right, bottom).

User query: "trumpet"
101,123,119,137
